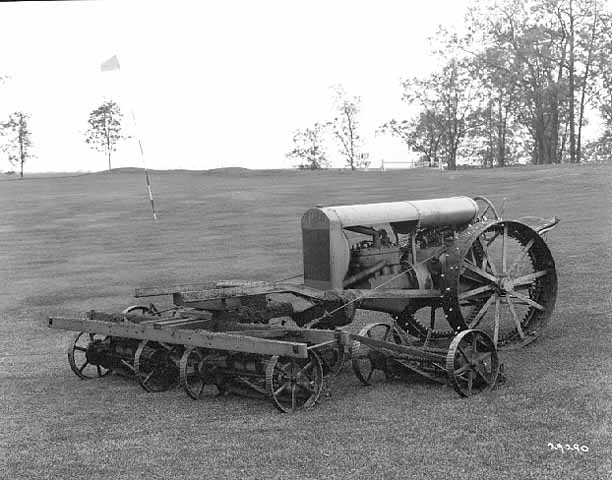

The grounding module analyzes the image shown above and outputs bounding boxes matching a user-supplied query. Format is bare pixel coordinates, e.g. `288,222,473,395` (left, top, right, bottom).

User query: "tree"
84,100,126,171
379,114,445,167
329,85,362,170
402,59,483,170
1,112,32,179
462,0,611,165
287,123,329,170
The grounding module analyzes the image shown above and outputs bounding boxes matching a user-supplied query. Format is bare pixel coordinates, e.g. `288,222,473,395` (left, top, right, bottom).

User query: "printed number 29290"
548,443,589,453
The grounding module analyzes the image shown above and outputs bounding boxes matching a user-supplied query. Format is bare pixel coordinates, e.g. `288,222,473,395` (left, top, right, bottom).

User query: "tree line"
290,0,612,170
0,91,126,179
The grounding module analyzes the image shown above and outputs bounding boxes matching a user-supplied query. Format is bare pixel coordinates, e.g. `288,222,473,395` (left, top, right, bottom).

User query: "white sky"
0,0,472,172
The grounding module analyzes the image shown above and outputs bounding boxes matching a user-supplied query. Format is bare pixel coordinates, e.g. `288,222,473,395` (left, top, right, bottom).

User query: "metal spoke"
493,294,501,346
297,361,314,378
291,384,297,411
142,370,154,385
480,238,498,276
365,365,375,383
509,291,545,311
274,382,289,397
473,365,492,385
502,223,508,274
457,346,471,363
454,363,472,376
468,294,496,328
459,284,494,301
79,361,89,373
467,370,473,394
381,326,392,342
513,270,548,287
485,230,500,247
508,238,534,275
505,294,526,339
463,262,498,284
97,365,102,377
74,346,88,352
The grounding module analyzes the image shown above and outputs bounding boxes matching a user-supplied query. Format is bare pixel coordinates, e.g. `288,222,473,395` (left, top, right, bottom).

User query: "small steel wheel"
446,329,499,397
68,332,111,379
121,305,158,322
134,341,180,392
179,347,208,399
351,322,403,385
265,351,324,413
318,345,346,376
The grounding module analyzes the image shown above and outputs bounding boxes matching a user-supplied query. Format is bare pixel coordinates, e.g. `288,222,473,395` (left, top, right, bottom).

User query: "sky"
0,0,473,172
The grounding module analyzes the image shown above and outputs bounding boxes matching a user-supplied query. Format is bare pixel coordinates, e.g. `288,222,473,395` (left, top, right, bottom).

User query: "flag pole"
131,110,157,220
100,54,158,221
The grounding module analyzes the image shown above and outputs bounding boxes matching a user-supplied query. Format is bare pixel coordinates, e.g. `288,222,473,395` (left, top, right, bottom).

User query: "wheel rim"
179,347,206,399
67,332,111,379
266,351,323,413
351,323,402,385
443,220,557,346
134,341,180,392
446,329,499,396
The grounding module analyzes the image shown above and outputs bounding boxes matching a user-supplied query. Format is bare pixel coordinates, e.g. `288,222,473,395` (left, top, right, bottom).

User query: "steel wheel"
351,322,403,385
446,329,499,396
121,305,158,322
265,351,324,413
179,347,208,399
68,332,111,379
134,341,181,392
442,220,557,347
318,345,346,376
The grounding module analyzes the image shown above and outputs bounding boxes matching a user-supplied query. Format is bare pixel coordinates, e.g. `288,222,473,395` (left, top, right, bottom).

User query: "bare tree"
85,100,126,171
1,112,32,179
329,85,362,170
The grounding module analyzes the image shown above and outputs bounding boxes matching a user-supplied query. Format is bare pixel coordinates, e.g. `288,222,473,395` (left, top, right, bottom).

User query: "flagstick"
131,110,158,221
100,54,158,221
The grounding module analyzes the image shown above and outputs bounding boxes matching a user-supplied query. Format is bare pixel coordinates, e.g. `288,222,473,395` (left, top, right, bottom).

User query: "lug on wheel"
134,341,181,392
68,332,111,379
444,221,557,347
446,329,499,396
351,322,403,385
265,351,324,413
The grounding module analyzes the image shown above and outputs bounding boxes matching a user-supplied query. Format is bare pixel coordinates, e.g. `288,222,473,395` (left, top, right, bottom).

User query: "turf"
0,164,610,479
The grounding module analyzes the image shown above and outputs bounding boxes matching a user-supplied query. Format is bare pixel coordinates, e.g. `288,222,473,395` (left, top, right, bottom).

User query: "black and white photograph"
0,0,610,478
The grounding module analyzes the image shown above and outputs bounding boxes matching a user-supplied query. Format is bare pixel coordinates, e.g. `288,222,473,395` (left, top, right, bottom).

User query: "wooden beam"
48,317,309,358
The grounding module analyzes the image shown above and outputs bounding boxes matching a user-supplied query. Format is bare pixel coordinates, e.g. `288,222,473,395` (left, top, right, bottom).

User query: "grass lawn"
0,163,610,479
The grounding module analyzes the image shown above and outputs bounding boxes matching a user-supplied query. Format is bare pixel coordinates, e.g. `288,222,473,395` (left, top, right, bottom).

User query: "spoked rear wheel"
444,221,557,347
265,351,324,413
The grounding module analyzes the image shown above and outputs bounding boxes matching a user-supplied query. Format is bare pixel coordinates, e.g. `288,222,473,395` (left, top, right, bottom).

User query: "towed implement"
48,196,559,412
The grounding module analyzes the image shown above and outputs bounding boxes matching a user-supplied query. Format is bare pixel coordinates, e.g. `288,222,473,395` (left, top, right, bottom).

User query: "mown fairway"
0,164,610,479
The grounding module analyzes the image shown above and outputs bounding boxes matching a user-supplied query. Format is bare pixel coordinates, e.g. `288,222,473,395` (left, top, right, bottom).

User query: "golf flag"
101,55,120,72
